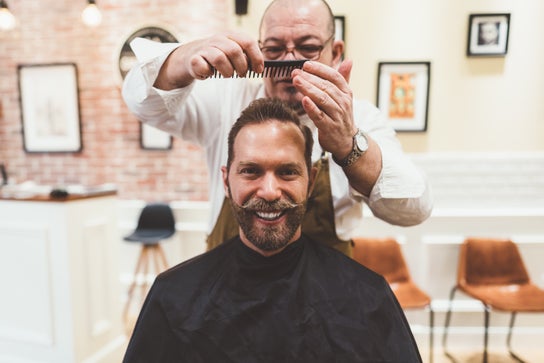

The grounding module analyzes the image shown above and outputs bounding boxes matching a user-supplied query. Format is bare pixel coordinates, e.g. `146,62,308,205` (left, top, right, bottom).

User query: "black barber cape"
123,235,422,363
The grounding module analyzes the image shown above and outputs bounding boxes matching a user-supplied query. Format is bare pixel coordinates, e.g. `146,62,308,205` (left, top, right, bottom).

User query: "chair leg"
123,246,148,325
506,312,526,363
442,286,458,362
483,305,490,363
140,246,150,298
158,245,169,272
429,305,434,363
153,245,168,275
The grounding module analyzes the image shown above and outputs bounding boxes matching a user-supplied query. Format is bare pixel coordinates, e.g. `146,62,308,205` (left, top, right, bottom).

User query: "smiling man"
122,98,423,363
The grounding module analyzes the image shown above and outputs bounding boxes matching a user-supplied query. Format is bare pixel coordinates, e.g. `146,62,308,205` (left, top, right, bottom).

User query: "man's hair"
227,98,313,174
259,0,335,38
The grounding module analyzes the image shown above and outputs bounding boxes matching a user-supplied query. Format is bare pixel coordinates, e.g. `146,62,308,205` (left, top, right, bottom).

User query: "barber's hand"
155,32,264,90
291,60,356,161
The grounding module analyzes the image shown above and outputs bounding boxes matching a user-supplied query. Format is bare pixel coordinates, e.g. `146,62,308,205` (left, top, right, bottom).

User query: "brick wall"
0,0,228,202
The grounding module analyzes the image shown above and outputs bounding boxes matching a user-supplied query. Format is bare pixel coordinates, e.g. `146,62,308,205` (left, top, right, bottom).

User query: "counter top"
0,184,117,202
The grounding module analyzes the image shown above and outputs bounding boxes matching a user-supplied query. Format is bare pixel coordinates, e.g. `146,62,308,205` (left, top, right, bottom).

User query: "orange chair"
442,237,544,363
352,237,434,363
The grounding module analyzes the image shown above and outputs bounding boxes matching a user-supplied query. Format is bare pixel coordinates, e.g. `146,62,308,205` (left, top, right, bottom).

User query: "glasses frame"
258,34,335,61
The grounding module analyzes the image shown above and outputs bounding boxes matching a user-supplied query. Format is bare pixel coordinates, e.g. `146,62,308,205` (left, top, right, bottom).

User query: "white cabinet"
0,193,125,363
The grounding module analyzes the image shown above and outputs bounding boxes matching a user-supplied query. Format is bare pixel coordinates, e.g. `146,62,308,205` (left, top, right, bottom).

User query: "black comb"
211,60,308,78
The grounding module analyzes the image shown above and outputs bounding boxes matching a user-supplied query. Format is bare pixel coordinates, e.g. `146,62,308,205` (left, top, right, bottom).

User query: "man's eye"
298,45,321,53
240,167,258,175
263,46,284,54
280,169,300,177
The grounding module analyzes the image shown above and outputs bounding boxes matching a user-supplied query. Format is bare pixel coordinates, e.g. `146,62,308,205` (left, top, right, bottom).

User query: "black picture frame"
140,123,173,151
118,25,179,81
376,61,431,132
334,15,345,59
18,63,83,153
467,13,510,57
334,15,345,42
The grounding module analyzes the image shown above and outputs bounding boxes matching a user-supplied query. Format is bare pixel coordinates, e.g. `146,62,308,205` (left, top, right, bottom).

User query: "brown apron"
206,155,353,257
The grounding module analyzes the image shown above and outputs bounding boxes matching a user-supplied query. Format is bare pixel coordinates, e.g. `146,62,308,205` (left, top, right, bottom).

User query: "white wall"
229,0,544,153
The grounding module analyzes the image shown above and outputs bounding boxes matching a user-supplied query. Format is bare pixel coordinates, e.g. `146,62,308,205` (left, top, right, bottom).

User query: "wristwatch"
332,129,368,168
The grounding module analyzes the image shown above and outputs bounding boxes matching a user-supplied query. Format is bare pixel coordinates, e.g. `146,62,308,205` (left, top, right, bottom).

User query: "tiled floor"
422,348,544,363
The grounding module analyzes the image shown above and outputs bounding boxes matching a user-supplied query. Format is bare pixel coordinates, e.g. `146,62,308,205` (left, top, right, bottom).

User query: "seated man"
123,98,422,363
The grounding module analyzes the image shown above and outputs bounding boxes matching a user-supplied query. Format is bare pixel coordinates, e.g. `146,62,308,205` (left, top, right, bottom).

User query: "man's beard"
228,192,307,252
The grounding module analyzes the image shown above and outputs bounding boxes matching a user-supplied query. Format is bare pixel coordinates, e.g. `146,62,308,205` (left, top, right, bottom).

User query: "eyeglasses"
259,34,334,61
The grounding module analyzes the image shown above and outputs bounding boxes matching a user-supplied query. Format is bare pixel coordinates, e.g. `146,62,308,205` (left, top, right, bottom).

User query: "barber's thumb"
338,59,353,83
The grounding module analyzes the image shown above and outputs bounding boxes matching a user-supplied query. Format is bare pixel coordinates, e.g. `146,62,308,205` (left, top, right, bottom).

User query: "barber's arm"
122,33,263,141
292,60,432,226
153,32,264,90
292,60,382,196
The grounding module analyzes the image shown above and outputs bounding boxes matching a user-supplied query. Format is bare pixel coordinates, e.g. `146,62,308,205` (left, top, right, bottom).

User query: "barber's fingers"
226,33,264,74
189,33,263,78
298,61,352,94
338,59,353,83
292,67,353,122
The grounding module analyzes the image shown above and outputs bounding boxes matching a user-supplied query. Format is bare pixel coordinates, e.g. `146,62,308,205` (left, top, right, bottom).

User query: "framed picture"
376,62,430,132
140,123,172,150
334,15,345,59
467,13,510,57
118,25,178,82
18,63,82,153
334,15,345,42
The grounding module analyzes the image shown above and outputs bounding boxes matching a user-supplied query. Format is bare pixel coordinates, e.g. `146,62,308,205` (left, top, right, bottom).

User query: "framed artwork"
334,15,345,42
376,62,430,132
140,123,173,150
467,13,510,57
18,63,82,153
118,25,178,81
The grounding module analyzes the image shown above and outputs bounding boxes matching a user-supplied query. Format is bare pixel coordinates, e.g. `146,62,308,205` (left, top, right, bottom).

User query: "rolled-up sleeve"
354,101,433,226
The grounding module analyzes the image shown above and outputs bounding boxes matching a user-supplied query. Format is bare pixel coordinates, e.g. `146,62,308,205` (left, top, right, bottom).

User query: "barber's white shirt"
122,39,432,239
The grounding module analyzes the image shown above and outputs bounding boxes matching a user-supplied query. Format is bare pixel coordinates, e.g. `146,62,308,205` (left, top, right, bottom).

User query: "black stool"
123,202,176,326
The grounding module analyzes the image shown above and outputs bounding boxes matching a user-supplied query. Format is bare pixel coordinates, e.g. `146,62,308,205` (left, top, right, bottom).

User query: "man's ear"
331,40,344,68
221,166,231,198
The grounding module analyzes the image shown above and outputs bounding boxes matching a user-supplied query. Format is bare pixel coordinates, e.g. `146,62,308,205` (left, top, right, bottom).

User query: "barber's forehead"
261,0,330,34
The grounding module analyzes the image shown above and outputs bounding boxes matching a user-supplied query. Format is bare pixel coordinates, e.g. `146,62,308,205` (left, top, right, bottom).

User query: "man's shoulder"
157,238,237,286
306,238,386,287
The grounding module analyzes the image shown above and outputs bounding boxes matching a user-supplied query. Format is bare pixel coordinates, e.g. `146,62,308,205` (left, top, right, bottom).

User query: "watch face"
355,132,369,152
118,26,178,80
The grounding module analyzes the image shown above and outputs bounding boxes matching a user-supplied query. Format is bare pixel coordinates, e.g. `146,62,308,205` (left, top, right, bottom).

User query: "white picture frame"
376,62,431,132
18,63,82,153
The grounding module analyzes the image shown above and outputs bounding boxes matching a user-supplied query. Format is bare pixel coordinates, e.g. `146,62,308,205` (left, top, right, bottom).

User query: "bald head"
259,0,335,40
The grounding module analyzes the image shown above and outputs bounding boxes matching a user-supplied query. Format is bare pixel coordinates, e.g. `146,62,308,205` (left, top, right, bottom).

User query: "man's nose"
281,46,298,60
256,173,282,201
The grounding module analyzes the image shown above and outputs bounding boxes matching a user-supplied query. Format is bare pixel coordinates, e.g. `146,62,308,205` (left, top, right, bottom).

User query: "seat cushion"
461,283,544,312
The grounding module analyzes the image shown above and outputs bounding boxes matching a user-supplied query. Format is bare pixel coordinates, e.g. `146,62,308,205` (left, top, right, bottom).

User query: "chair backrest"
352,237,411,283
136,203,176,233
458,237,530,287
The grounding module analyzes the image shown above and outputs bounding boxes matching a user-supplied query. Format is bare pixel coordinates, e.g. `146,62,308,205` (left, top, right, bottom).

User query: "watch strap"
332,129,366,168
